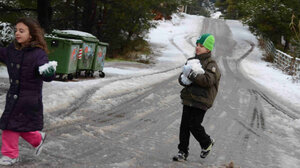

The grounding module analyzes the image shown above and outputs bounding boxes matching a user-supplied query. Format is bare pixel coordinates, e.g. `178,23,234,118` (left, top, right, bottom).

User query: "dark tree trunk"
284,38,290,52
37,0,52,33
74,0,79,30
82,0,97,33
97,4,107,39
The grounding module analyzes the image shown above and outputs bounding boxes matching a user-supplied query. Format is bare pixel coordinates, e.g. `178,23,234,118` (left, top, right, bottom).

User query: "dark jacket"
179,52,221,110
0,43,54,132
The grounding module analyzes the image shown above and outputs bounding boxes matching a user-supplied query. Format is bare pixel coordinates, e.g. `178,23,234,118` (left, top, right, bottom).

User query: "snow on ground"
211,11,222,19
0,66,8,78
226,19,300,167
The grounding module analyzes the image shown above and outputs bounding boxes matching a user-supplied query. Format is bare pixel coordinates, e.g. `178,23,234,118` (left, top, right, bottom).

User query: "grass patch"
106,38,153,64
105,57,136,62
262,53,274,63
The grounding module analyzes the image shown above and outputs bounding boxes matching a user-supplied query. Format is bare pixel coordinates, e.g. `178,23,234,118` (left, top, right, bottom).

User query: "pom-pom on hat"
196,33,215,51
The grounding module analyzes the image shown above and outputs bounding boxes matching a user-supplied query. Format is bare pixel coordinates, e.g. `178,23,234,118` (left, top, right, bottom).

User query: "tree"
0,0,187,58
82,0,97,33
0,0,36,23
152,0,185,19
290,13,300,58
97,0,156,56
185,0,210,17
37,0,52,32
0,0,52,32
225,0,241,19
215,0,227,14
236,0,299,51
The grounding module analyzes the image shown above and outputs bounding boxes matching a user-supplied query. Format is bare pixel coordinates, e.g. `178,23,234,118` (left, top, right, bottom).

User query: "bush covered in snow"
0,22,14,46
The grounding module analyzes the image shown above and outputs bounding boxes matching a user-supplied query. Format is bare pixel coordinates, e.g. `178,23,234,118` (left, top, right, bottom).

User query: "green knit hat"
196,33,215,51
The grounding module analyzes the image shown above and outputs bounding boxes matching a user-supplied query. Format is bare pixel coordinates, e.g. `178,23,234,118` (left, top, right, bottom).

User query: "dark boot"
172,151,188,162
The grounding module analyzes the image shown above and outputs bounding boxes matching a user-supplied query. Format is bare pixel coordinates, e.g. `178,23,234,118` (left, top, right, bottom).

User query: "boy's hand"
180,74,192,85
188,70,198,79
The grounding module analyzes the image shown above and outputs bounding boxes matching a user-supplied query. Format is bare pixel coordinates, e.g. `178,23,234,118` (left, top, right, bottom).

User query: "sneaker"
0,156,19,166
35,132,47,156
200,138,215,158
172,151,188,162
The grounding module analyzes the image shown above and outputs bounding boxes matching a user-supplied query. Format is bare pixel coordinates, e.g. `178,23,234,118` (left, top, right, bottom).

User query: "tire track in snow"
237,41,298,120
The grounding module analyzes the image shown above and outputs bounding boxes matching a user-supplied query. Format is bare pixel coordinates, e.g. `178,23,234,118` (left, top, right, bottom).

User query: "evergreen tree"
186,0,210,17
0,0,187,58
237,0,299,51
225,0,241,19
215,0,227,14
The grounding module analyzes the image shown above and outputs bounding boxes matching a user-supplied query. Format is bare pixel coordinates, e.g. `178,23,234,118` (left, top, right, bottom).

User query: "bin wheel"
99,71,105,78
85,71,90,77
90,70,94,77
68,74,74,80
75,72,80,78
58,74,63,80
59,74,68,81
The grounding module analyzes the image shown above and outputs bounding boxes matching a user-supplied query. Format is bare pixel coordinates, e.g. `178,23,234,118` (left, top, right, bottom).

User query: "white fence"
264,39,300,81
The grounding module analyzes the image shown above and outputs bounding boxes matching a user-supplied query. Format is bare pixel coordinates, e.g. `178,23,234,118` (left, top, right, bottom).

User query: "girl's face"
196,43,210,55
15,22,31,46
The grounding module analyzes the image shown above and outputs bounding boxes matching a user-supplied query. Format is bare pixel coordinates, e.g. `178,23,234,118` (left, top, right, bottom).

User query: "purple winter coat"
0,43,54,132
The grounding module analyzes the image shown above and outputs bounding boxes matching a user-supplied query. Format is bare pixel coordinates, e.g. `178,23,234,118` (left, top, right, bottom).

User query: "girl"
0,17,56,166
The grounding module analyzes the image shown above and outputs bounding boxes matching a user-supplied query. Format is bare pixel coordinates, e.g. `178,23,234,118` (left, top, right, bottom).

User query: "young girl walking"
0,17,56,166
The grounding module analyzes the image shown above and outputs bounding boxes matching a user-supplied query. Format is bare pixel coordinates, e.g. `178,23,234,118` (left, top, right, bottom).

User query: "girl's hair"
15,17,48,53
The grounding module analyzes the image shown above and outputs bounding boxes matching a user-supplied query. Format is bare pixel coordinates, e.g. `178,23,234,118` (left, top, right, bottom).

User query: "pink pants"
1,130,42,158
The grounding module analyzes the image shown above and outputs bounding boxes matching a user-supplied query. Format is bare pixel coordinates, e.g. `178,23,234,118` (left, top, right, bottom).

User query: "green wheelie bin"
91,41,109,78
52,30,99,77
45,35,82,80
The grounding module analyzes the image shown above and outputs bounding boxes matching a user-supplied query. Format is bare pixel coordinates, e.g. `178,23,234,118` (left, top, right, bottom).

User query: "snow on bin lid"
45,34,83,43
0,22,14,43
59,30,96,38
52,29,99,42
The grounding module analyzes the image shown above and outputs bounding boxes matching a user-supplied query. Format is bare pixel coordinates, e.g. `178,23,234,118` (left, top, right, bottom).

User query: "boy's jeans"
178,105,211,154
1,130,42,158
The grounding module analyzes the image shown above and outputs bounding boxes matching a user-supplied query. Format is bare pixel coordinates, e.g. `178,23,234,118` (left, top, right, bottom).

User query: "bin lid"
45,35,83,44
52,29,99,43
98,41,109,46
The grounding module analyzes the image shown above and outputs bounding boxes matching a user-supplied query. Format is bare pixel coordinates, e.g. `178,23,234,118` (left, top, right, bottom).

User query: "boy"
173,33,221,161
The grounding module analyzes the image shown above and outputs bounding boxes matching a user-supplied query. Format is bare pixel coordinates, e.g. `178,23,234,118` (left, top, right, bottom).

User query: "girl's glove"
39,61,57,77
